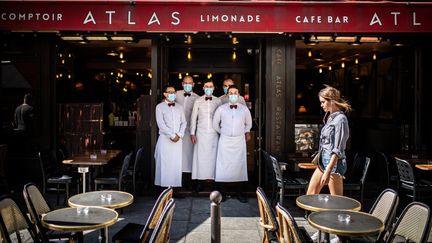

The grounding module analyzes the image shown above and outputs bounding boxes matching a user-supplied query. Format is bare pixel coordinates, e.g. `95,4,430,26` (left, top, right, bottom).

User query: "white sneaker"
310,231,320,242
330,236,339,243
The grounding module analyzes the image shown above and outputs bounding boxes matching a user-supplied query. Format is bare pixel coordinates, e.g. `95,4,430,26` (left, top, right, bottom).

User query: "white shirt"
219,94,247,106
213,103,252,137
176,90,199,133
190,95,221,135
155,100,186,139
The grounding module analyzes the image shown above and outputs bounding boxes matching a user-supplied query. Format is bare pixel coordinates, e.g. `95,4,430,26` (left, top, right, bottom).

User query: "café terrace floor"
45,193,432,243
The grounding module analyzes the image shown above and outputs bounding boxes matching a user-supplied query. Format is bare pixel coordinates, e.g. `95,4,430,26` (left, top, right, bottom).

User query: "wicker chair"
22,182,81,242
148,199,176,243
94,152,133,191
385,202,431,243
275,203,313,243
395,157,432,201
0,195,40,243
256,187,278,243
112,187,173,243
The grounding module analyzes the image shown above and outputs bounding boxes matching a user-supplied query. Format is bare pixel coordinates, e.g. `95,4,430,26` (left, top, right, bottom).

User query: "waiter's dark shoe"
237,193,248,203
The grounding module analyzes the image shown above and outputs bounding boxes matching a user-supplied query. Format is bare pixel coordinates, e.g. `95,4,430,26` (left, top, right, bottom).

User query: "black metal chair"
112,187,173,243
395,157,432,202
276,203,313,243
148,198,176,243
379,152,399,190
0,144,9,193
344,155,371,205
0,195,41,243
385,202,431,243
22,182,81,242
94,152,133,191
262,150,308,206
256,187,278,243
131,147,145,196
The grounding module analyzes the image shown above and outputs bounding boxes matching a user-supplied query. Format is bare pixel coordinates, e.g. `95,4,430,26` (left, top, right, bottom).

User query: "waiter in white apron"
219,78,247,106
190,80,221,192
155,86,187,190
176,75,199,189
213,85,252,203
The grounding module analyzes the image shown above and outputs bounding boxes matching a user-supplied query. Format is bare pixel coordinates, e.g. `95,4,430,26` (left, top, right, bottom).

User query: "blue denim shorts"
320,151,347,176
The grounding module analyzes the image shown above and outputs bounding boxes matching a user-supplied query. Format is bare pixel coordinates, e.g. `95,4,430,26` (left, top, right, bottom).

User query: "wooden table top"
69,190,134,209
298,163,317,170
63,150,121,166
415,164,432,171
41,206,118,232
296,194,361,212
308,210,384,237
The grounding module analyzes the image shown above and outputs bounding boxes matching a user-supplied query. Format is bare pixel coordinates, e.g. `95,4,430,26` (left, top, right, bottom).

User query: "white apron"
182,130,194,172
154,135,183,187
215,134,248,182
192,131,219,180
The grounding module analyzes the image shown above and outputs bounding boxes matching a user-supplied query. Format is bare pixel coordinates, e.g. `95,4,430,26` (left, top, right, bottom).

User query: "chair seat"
112,222,145,242
47,175,72,184
95,177,118,184
401,179,432,191
279,178,308,189
344,182,361,190
46,230,79,240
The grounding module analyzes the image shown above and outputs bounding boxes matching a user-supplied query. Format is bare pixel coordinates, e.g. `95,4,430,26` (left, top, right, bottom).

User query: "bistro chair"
22,182,81,243
256,187,278,243
395,157,432,202
0,144,9,193
112,187,173,243
385,202,431,243
0,195,41,243
94,151,133,191
131,147,145,196
263,150,308,206
148,198,176,243
378,152,399,190
275,203,313,243
344,155,371,205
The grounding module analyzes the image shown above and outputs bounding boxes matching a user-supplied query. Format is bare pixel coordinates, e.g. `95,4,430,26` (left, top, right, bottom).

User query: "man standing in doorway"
190,80,221,193
219,78,246,106
155,86,187,190
14,93,34,133
176,75,199,190
213,85,252,203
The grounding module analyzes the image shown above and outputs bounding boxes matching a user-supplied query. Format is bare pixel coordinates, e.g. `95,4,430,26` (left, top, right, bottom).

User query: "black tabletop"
296,194,361,212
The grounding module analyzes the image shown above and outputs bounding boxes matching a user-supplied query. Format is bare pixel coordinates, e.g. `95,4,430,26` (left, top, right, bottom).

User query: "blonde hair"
319,85,352,113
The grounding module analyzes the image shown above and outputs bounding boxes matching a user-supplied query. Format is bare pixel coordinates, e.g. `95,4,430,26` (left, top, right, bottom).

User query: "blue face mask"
204,88,214,96
167,93,176,102
223,86,228,94
229,95,238,104
183,84,193,93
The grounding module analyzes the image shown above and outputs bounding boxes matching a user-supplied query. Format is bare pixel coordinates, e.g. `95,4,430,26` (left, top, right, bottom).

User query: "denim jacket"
319,111,349,161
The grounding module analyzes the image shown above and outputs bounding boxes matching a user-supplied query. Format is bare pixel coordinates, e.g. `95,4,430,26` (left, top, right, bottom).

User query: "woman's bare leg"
328,174,343,195
306,168,325,195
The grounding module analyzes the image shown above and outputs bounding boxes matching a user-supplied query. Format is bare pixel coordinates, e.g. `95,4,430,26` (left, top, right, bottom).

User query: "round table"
68,190,134,209
41,206,118,243
296,194,361,242
308,210,384,243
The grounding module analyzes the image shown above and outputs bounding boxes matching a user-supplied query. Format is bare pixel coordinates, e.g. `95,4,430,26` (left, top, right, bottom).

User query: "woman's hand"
320,171,331,185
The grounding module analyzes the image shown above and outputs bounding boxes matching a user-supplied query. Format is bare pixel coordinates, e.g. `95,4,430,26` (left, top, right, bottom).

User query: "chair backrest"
268,153,284,183
133,147,145,183
360,157,371,184
37,152,47,194
256,187,278,233
395,157,415,186
0,195,40,243
276,203,305,243
0,144,7,177
22,182,52,237
148,199,175,243
386,202,431,243
369,188,398,241
140,187,174,241
118,152,133,190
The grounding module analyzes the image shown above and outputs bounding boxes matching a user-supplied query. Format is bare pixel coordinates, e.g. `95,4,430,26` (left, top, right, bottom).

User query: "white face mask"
167,93,176,102
229,95,238,104
183,84,193,92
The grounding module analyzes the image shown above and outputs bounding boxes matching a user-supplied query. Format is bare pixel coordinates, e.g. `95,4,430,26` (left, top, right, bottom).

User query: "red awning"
1,1,431,33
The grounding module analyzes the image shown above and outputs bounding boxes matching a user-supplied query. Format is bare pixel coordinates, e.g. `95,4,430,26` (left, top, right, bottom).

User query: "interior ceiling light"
107,50,118,57
313,53,325,62
232,36,239,45
111,36,134,41
310,35,333,42
61,36,83,41
86,36,109,41
335,36,357,42
185,35,192,44
359,37,380,43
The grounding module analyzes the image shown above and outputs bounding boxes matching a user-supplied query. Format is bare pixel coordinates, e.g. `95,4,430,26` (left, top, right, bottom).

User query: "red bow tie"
168,103,175,107
205,97,212,101
184,93,191,97
230,105,237,109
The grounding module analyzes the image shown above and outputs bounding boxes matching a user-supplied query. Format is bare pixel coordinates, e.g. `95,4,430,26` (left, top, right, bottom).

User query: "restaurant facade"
1,0,432,192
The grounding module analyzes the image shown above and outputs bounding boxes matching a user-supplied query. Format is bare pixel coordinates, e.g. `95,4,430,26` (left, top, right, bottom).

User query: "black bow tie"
205,97,212,101
184,93,191,97
230,105,237,109
168,103,175,107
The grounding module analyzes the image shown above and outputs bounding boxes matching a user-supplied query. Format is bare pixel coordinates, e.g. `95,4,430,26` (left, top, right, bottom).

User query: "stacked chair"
112,187,174,242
